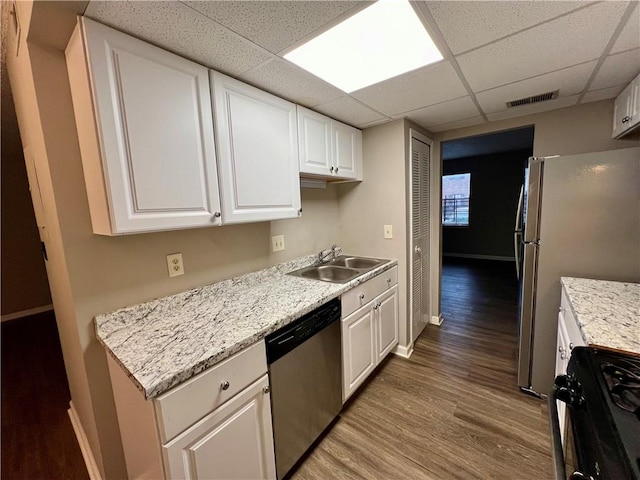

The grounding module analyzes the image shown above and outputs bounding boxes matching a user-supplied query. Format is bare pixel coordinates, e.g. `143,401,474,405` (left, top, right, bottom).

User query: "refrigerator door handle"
515,184,524,232
514,231,522,279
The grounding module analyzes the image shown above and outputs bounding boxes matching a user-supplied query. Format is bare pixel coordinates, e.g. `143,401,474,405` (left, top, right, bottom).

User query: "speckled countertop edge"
96,255,398,399
560,277,639,354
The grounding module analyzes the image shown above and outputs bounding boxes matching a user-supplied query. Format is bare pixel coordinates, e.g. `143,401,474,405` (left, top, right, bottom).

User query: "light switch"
384,225,393,239
272,235,285,252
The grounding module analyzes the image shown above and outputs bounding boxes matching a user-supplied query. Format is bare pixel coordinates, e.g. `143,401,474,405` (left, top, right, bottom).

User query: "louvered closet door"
410,137,430,343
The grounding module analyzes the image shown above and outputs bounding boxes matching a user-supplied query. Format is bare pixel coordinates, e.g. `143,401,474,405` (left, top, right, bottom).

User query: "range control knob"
554,374,585,407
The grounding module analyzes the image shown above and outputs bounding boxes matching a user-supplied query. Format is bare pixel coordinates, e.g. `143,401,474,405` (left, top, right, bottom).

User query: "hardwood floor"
1,311,89,480
290,258,552,479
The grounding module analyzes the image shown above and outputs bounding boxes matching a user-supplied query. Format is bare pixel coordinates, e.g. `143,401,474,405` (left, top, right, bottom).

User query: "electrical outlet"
384,225,393,239
272,235,285,252
166,253,184,277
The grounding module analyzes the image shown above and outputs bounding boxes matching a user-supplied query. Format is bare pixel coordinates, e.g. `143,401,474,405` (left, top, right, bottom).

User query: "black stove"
550,346,640,480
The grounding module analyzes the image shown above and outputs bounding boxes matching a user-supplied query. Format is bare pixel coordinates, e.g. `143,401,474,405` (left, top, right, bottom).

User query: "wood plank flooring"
290,258,553,479
1,311,89,480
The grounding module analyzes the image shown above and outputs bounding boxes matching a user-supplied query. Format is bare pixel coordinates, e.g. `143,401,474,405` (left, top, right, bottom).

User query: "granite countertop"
96,254,397,400
560,277,640,354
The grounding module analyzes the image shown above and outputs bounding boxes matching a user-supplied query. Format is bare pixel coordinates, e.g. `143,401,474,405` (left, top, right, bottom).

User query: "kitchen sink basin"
292,265,361,283
329,256,386,269
288,255,389,283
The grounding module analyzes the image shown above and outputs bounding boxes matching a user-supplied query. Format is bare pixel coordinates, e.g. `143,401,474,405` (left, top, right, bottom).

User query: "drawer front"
341,266,397,318
560,289,586,351
154,341,267,443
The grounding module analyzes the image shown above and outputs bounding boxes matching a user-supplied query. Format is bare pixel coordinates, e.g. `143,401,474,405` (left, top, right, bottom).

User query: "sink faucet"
316,244,339,264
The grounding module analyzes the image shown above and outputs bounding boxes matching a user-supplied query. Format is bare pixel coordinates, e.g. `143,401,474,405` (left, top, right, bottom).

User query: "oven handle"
548,384,567,480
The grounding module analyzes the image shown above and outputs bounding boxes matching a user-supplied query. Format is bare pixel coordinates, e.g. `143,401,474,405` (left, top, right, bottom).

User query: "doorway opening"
439,126,534,386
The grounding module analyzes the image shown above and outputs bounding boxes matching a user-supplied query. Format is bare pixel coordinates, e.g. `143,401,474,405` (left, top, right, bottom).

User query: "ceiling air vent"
506,90,558,108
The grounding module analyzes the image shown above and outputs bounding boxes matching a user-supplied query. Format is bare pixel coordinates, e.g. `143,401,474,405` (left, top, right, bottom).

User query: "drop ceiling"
83,1,640,133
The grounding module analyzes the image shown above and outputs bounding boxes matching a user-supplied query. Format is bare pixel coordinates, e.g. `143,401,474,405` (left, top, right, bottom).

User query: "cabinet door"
332,121,361,180
297,106,333,177
341,304,376,403
212,72,301,224
163,375,276,480
375,286,399,362
69,18,222,234
612,81,634,138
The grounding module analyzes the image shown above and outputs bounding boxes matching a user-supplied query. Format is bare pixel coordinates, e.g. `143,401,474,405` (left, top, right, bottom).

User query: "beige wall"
1,55,51,316
437,100,640,156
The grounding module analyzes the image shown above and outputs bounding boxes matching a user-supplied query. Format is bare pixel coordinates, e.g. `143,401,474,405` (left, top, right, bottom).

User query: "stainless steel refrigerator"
515,147,640,396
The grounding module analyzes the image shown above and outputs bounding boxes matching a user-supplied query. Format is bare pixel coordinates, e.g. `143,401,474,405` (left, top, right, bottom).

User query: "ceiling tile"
582,85,626,104
590,48,640,90
84,1,271,76
427,1,591,55
240,59,344,107
611,3,640,54
398,97,480,128
314,96,387,127
456,1,629,92
181,1,367,54
486,95,579,122
350,61,468,116
429,116,486,133
475,61,597,114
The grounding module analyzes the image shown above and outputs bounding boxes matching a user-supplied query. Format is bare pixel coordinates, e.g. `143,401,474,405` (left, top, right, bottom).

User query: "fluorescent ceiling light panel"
284,0,443,93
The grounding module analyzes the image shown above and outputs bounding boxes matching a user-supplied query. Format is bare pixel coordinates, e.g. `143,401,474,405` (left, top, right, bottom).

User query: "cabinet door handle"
213,211,221,218
330,166,334,173
622,115,631,123
263,386,270,394
359,293,365,300
569,343,575,351
335,167,339,173
220,381,230,391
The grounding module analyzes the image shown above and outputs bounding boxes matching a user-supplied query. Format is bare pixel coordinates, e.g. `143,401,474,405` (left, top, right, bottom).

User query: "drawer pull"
359,293,365,300
263,386,270,394
220,381,230,391
569,343,575,351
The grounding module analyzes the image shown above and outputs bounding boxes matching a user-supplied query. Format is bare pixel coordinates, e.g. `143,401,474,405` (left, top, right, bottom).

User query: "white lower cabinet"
106,341,276,479
341,270,399,403
163,375,275,480
342,305,377,401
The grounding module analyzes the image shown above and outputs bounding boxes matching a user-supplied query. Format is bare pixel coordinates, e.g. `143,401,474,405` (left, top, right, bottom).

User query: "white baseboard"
1,304,53,322
392,343,414,359
430,315,444,326
68,401,102,480
443,253,515,262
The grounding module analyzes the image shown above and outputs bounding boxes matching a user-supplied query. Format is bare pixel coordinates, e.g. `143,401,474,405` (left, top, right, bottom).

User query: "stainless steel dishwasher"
265,298,342,479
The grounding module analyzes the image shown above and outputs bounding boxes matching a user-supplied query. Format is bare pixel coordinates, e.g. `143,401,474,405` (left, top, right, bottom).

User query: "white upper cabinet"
212,72,301,224
297,106,362,181
66,17,222,235
333,121,361,180
612,72,640,138
297,107,332,176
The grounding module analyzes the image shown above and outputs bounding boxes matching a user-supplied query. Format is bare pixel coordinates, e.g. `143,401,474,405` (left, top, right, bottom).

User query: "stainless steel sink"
295,265,361,283
329,256,386,269
288,255,389,283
